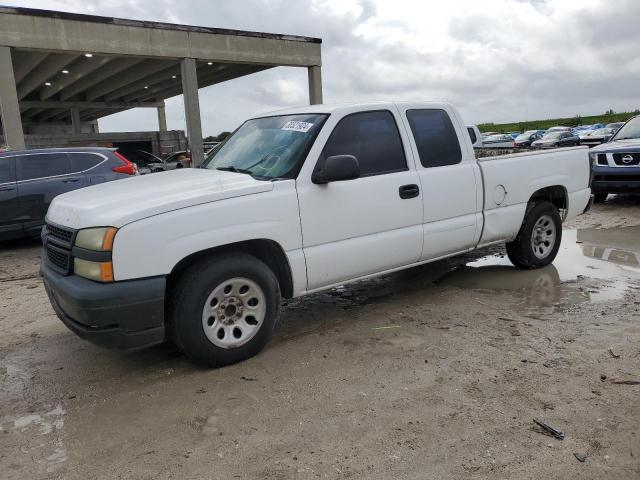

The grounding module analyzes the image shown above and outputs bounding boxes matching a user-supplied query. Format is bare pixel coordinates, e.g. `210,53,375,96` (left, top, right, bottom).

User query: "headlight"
73,227,117,282
75,227,117,251
73,258,114,282
589,152,597,165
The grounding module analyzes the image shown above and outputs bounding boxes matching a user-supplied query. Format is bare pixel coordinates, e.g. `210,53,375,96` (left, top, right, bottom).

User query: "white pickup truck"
41,102,592,367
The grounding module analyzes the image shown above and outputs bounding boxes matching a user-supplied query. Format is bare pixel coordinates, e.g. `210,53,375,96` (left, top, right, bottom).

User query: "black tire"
593,193,608,203
506,201,562,269
554,143,559,148
168,252,281,367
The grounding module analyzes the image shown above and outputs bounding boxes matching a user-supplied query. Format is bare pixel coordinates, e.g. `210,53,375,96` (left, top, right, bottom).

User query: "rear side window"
322,110,406,177
467,127,477,144
69,152,103,172
17,153,71,181
406,109,462,168
0,156,16,183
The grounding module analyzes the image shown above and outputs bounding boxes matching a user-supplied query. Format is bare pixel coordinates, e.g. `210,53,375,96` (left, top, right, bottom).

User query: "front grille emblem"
622,154,634,164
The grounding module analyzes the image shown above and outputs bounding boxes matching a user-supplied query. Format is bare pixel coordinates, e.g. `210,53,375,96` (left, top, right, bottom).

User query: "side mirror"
312,155,360,184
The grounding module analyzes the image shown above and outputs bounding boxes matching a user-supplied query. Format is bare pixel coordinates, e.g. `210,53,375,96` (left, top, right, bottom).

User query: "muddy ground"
1,196,639,479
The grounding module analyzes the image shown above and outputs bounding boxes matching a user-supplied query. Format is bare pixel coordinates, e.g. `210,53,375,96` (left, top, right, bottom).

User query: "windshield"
611,117,640,141
203,114,328,179
591,128,613,136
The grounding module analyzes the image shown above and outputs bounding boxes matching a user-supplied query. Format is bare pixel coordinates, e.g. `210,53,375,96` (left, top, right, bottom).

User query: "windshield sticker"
281,121,314,133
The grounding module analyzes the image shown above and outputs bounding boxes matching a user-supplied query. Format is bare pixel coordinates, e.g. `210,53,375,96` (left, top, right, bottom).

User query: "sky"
12,0,640,135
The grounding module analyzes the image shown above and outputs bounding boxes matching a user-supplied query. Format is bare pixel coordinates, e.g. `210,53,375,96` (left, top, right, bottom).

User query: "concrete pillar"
70,107,81,134
180,58,204,167
0,47,25,149
308,66,323,105
157,100,167,132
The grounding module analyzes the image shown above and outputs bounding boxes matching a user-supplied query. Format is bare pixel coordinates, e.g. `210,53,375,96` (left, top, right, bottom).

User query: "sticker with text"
281,121,314,133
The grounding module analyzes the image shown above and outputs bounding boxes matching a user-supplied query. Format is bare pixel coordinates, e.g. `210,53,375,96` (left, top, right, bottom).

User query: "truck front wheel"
169,253,281,367
506,201,562,269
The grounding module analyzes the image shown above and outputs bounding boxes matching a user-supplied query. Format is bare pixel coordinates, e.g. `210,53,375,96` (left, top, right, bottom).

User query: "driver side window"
321,110,407,177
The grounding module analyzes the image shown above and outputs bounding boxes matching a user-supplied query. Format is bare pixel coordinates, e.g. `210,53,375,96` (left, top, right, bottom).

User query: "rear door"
0,155,21,240
296,108,423,291
16,152,88,232
399,106,482,260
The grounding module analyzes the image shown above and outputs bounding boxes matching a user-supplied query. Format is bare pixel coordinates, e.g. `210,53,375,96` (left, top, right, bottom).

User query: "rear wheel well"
529,186,567,219
167,239,294,299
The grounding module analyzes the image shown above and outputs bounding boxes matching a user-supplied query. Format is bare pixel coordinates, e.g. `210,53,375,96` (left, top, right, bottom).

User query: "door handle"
62,178,80,183
0,185,15,192
399,184,419,199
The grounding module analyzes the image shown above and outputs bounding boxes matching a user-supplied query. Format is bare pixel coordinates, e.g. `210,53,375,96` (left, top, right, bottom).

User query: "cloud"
14,0,640,132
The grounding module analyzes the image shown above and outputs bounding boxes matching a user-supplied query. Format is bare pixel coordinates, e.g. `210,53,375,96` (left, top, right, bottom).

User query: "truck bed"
476,146,591,245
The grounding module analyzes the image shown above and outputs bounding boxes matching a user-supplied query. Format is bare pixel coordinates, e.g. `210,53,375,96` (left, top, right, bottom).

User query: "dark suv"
0,147,136,241
590,115,640,202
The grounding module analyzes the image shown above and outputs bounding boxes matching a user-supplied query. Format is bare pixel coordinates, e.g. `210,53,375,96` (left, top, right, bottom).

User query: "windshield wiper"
216,166,254,175
215,166,274,181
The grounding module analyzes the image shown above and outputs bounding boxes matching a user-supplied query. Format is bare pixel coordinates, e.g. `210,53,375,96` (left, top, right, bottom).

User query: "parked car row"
471,121,628,150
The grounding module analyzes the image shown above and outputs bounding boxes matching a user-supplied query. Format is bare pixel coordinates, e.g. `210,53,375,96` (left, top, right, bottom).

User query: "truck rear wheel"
168,253,280,367
506,201,562,269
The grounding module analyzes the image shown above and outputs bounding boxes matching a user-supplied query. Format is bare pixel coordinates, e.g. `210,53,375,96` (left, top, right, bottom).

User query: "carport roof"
0,6,322,124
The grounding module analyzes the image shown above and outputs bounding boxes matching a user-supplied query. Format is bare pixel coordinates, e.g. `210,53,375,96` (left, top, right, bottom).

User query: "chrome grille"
613,152,640,166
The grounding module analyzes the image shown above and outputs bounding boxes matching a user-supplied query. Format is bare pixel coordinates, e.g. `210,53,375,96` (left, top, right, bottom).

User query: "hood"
46,168,274,229
591,138,640,153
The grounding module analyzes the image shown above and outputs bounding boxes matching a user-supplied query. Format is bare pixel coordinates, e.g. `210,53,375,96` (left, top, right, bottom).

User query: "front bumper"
591,166,640,193
41,261,166,350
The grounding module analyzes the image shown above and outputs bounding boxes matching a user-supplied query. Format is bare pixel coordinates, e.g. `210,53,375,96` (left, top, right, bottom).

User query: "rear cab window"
17,153,71,181
467,127,477,144
406,109,462,168
322,110,407,177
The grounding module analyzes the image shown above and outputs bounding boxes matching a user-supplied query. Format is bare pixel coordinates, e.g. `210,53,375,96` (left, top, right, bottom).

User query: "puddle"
440,227,640,311
283,226,640,318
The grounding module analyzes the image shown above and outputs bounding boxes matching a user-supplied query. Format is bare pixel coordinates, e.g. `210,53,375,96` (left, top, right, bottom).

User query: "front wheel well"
167,239,294,299
529,186,568,220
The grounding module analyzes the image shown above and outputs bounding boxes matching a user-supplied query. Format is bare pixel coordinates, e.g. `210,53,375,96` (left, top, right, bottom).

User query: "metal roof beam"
17,53,78,99
21,100,162,109
40,55,112,100
60,57,145,100
86,59,174,101
103,64,180,102
12,50,48,84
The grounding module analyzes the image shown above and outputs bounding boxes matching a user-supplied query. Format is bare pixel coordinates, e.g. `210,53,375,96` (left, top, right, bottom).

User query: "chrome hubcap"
201,277,266,349
531,215,556,259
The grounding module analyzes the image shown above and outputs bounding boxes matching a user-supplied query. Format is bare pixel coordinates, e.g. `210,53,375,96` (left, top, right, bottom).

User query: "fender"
111,181,306,293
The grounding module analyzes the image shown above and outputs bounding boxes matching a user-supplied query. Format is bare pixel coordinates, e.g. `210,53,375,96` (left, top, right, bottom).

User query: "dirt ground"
1,196,639,479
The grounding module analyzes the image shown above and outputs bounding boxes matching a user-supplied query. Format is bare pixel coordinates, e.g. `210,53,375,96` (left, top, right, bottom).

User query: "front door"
399,106,481,260
296,108,423,291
